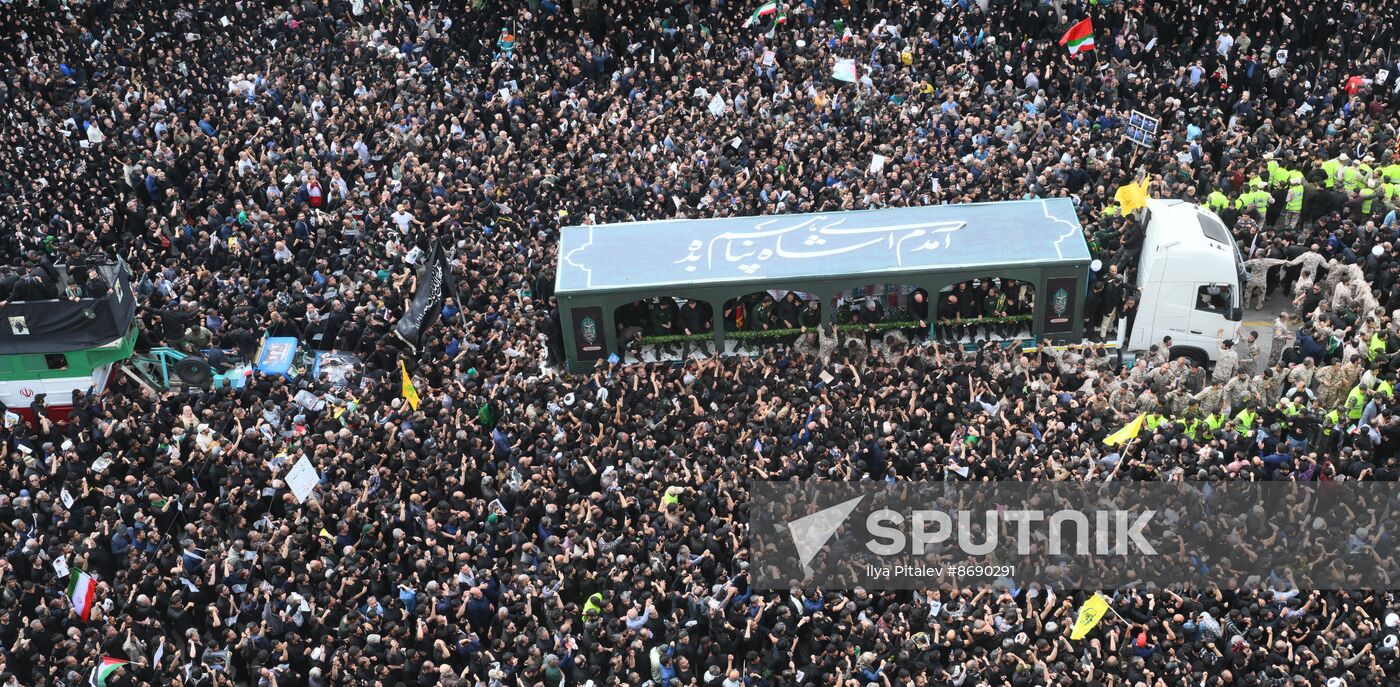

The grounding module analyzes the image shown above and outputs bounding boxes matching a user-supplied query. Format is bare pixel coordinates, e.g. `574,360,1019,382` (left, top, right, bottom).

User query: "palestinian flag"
67,569,96,621
1058,18,1095,55
90,656,129,686
743,1,784,28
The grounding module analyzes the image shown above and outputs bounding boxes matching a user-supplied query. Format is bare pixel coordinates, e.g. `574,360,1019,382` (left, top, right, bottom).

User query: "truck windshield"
1197,214,1232,244
1198,212,1247,301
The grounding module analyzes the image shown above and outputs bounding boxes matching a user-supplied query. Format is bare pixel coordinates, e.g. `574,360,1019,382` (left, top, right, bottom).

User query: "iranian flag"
90,657,130,687
1058,18,1095,55
67,568,96,621
743,1,784,28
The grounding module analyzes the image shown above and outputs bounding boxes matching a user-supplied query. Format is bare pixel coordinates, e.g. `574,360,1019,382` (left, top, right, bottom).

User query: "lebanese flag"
67,569,96,621
1059,18,1095,55
89,657,130,687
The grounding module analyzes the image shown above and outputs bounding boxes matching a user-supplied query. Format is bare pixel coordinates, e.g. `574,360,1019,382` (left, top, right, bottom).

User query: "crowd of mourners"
3,0,1400,685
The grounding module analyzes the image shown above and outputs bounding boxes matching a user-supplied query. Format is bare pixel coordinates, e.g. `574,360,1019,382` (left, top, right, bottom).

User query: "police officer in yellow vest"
1383,156,1400,183
1267,159,1291,189
1281,177,1304,229
1344,385,1368,422
1378,376,1395,400
1358,155,1376,186
1322,407,1342,446
1204,412,1226,434
1320,154,1346,189
1359,179,1379,220
1383,178,1400,210
1369,330,1390,362
1206,189,1231,213
1248,179,1271,215
1234,402,1259,433
1342,160,1367,193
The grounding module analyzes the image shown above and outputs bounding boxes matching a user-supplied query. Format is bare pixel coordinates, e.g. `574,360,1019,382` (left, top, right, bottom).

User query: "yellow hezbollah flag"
319,528,333,540
1114,177,1150,215
400,360,420,411
1103,414,1145,446
1071,593,1111,640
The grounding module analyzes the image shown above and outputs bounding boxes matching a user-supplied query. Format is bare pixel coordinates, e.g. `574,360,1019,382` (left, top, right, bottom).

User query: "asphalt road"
1238,289,1296,364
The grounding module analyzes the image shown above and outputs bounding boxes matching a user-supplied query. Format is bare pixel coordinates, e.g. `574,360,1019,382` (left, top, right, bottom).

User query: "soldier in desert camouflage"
1242,257,1288,310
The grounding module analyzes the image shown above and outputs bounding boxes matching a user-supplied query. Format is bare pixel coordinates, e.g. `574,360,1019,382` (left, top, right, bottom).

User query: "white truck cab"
1127,199,1244,364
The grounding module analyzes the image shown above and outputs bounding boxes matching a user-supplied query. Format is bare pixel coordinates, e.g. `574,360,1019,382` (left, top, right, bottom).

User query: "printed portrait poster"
570,306,608,362
1042,277,1078,335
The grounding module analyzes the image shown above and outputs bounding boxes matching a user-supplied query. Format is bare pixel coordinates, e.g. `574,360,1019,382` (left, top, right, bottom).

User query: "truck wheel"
1174,347,1209,367
174,357,213,386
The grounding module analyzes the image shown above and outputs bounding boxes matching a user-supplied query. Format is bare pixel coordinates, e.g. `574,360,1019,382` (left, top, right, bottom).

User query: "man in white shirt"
390,204,417,232
1216,31,1234,57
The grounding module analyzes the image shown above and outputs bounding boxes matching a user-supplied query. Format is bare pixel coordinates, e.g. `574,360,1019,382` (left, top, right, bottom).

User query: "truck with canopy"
554,198,1094,373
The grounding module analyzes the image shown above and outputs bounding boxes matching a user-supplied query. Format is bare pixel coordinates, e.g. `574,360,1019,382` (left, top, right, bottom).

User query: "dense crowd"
2,0,1400,685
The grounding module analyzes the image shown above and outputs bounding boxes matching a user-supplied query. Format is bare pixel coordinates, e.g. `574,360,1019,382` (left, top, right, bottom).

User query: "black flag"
394,242,459,350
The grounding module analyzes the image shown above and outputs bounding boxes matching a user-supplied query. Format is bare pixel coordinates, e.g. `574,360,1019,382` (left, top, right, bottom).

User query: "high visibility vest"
1359,163,1374,183
1207,190,1230,211
1383,182,1400,206
1252,191,1270,214
1323,409,1341,435
1288,170,1304,185
1205,414,1225,431
1383,164,1400,184
1285,186,1304,212
1361,187,1377,214
583,593,605,618
1268,163,1290,188
1102,205,1121,217
1184,418,1200,440
1343,166,1365,192
1321,159,1342,188
1234,408,1258,432
1379,380,1394,399
1145,414,1165,431
1345,386,1367,419
1369,333,1386,361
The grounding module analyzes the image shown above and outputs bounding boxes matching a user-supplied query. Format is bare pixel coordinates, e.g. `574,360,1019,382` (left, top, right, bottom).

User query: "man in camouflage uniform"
1223,370,1255,414
1135,387,1162,414
1163,385,1194,416
1316,356,1363,409
1254,367,1284,405
1330,264,1379,315
1194,381,1229,415
1147,360,1179,392
1242,257,1288,310
1108,378,1138,411
1182,360,1207,394
1288,249,1327,298
1212,339,1239,384
1238,331,1260,376
1269,313,1295,368
1287,357,1317,391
